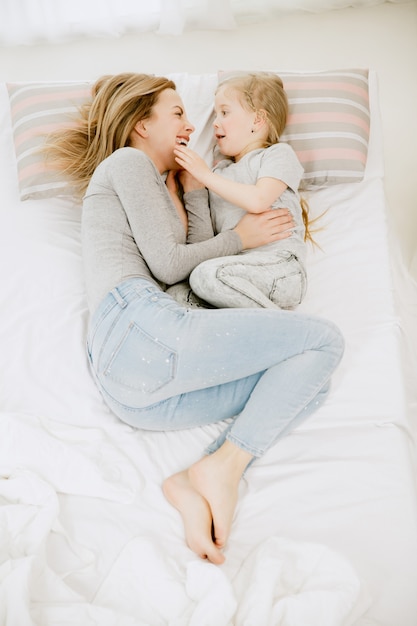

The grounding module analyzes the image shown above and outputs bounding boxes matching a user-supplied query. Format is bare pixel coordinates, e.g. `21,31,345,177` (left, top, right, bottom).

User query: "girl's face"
134,88,195,173
213,85,260,162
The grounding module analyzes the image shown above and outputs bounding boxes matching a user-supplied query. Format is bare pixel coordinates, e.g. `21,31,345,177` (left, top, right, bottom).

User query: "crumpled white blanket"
0,411,369,626
232,536,370,626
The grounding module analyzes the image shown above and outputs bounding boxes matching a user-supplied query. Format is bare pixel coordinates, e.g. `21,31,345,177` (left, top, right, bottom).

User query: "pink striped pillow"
7,82,92,200
7,71,370,201
218,69,370,188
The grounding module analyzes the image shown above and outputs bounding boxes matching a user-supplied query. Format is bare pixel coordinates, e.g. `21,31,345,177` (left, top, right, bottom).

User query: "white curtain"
0,0,410,44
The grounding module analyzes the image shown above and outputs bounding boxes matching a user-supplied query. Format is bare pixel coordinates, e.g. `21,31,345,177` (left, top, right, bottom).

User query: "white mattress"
1,73,417,626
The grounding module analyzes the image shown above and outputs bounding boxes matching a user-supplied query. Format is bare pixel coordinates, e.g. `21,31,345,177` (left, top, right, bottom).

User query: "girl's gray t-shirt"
210,143,306,262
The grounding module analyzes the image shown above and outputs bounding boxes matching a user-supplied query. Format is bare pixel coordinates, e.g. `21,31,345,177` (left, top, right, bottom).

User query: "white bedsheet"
1,76,417,626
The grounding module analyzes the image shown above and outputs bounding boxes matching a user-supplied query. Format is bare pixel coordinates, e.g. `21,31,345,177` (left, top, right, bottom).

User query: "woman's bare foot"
163,470,225,564
188,441,253,549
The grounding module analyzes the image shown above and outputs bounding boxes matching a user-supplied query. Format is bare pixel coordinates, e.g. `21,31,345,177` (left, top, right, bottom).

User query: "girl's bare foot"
163,470,225,564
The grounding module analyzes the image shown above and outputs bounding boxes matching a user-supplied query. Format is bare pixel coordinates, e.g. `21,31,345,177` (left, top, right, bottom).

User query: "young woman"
172,72,309,310
46,72,344,565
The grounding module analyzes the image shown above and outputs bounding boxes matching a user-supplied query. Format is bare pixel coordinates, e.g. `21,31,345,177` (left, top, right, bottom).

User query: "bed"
1,68,417,626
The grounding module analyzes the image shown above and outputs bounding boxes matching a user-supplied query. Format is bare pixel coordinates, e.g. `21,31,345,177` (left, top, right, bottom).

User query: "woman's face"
213,85,258,161
135,88,195,173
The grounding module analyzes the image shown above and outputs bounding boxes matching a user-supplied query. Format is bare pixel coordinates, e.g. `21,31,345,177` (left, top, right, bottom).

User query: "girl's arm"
174,144,287,214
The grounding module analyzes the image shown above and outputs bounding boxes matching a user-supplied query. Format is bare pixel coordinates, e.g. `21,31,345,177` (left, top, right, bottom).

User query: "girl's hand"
233,209,295,249
174,145,212,186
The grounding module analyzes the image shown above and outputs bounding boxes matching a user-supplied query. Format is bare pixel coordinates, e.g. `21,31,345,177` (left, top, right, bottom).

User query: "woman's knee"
320,319,345,364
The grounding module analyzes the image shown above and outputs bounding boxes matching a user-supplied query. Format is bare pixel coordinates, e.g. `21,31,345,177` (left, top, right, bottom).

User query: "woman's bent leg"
90,281,344,562
90,282,344,454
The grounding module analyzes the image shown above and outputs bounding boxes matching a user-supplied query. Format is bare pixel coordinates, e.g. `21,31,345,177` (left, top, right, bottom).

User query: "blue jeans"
87,278,344,458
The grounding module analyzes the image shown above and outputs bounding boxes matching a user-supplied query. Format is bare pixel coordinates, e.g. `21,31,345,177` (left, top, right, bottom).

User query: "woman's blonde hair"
44,72,176,200
218,72,316,244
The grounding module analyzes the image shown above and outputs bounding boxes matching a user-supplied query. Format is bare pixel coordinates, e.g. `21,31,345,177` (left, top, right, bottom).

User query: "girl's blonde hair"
218,72,288,147
218,72,315,244
44,72,176,200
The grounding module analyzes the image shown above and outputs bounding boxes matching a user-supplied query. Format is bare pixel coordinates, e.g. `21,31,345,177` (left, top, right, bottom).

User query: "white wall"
1,1,416,275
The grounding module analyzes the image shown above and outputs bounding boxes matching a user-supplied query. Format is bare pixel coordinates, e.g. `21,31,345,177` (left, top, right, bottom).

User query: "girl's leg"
189,251,307,309
165,279,214,309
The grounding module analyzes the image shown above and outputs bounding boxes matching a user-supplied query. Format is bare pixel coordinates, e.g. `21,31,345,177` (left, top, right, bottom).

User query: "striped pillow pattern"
7,70,370,201
280,69,370,188
7,81,92,200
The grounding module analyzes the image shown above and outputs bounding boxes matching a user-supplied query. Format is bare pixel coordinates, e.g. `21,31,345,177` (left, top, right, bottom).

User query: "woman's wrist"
179,170,205,193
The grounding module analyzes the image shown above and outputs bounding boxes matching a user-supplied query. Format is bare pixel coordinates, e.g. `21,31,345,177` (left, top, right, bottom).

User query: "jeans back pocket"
102,321,177,394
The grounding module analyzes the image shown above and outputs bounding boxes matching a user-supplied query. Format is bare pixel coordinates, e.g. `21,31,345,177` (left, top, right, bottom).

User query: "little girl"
173,72,309,309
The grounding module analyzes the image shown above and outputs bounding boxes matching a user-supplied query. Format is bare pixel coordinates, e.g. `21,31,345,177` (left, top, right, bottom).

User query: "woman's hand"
233,209,295,250
166,170,188,232
174,145,212,186
178,169,205,194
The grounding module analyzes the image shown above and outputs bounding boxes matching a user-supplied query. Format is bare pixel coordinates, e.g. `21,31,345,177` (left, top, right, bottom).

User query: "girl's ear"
254,109,267,129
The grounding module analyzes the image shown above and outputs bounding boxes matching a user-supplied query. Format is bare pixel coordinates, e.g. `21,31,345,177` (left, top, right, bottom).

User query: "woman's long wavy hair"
218,72,317,244
44,73,176,201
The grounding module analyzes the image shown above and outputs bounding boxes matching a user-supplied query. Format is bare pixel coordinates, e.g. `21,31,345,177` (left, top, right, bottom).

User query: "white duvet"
0,411,368,626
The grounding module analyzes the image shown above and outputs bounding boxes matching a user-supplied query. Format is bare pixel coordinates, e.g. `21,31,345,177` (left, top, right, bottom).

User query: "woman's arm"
165,170,188,232
174,145,287,214
178,169,216,244
234,210,294,249
164,169,216,244
112,150,292,285
183,188,215,243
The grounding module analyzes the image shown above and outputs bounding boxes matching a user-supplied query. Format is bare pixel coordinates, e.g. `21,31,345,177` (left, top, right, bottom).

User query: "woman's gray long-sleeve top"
82,147,242,314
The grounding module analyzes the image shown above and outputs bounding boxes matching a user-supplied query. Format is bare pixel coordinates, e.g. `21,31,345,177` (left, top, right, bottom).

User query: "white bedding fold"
0,412,368,625
1,413,141,502
233,537,368,626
